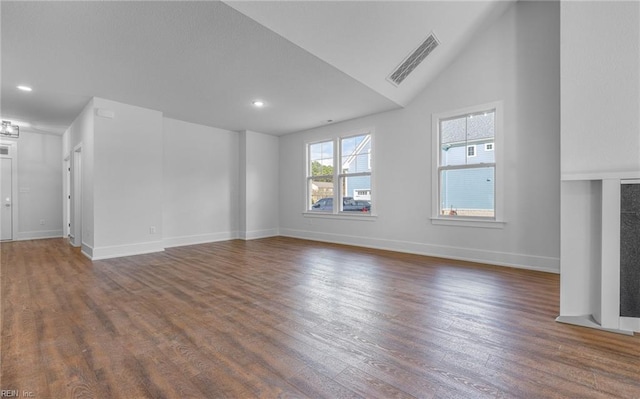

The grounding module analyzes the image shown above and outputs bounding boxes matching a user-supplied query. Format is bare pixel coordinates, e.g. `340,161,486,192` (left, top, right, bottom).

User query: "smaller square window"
485,143,494,151
467,145,476,157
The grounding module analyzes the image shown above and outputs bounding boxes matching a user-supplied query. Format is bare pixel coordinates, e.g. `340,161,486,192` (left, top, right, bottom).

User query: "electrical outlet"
149,226,156,234
40,219,45,225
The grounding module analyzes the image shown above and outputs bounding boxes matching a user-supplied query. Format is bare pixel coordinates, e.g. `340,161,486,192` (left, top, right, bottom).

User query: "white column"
600,179,620,329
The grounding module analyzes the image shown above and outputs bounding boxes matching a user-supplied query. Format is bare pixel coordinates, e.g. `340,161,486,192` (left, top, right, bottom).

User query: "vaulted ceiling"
1,1,514,136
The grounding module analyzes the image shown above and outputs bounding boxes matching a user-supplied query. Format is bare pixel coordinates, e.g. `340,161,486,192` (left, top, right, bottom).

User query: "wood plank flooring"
1,237,639,398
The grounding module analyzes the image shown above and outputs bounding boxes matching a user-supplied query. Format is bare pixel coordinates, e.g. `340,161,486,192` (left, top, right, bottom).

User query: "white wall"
163,117,239,247
15,131,63,240
91,97,164,259
62,101,243,258
64,98,95,249
561,1,640,179
279,1,561,272
558,1,640,332
239,130,279,239
560,180,602,317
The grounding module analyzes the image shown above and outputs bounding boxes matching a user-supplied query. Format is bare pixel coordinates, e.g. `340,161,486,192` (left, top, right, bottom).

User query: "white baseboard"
88,240,165,260
71,227,560,273
620,317,640,333
239,228,279,240
81,242,93,259
556,315,634,335
279,228,560,273
163,231,239,248
15,230,63,241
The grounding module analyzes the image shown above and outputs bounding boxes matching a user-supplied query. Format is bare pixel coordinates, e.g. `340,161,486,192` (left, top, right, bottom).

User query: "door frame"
70,144,82,247
0,139,19,241
63,154,71,239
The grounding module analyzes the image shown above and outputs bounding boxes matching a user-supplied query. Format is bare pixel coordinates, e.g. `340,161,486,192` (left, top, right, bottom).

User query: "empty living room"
1,1,639,398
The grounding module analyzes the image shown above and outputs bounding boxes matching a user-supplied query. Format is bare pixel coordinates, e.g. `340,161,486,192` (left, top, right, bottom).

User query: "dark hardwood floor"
1,237,639,398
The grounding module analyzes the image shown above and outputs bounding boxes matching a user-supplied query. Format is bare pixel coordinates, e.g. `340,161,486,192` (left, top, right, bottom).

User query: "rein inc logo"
1,390,35,397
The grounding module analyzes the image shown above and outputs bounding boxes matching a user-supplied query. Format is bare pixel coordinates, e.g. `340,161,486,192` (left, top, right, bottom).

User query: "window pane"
467,111,494,141
341,136,357,156
440,167,494,217
441,117,467,167
340,175,371,213
309,177,334,211
467,111,494,164
310,141,334,177
441,111,495,167
341,134,371,174
476,140,495,163
321,141,333,158
441,117,466,146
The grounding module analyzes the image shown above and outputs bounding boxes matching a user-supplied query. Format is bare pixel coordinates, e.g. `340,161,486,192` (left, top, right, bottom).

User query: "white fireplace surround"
558,0,639,335
558,177,640,335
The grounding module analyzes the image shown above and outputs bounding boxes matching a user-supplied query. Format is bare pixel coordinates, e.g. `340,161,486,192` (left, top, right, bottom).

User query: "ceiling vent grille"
387,32,440,87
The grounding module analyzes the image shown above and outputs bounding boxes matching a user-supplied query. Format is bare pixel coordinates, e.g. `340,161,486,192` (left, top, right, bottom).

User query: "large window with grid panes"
307,133,372,215
432,102,503,224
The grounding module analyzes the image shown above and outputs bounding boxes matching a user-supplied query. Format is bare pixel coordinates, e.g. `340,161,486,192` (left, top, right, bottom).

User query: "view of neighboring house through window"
308,140,334,209
438,108,496,218
307,132,372,214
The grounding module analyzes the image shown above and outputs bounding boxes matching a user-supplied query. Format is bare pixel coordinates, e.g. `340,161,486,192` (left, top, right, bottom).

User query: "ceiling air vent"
387,32,440,87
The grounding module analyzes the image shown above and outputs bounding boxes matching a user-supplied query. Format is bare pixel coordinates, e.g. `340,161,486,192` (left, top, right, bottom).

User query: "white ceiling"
227,1,514,108
1,1,514,136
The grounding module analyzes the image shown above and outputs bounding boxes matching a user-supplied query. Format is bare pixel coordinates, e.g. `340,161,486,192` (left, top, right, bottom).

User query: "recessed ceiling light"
17,85,32,92
252,100,264,107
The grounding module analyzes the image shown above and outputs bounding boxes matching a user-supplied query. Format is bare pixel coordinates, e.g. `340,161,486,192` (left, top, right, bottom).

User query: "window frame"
305,129,375,219
431,101,505,228
307,139,335,212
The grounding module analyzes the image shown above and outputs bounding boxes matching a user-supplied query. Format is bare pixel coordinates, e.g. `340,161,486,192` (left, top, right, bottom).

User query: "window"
467,145,476,157
308,140,334,211
307,132,372,215
432,102,503,223
354,189,371,200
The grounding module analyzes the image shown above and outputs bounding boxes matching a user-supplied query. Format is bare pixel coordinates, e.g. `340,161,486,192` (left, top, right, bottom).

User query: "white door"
64,157,71,239
0,157,12,240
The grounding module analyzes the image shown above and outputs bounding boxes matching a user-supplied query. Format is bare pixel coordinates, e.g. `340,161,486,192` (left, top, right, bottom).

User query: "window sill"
430,217,505,229
303,212,378,221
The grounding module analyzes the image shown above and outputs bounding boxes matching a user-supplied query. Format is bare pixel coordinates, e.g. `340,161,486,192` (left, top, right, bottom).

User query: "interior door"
0,157,12,240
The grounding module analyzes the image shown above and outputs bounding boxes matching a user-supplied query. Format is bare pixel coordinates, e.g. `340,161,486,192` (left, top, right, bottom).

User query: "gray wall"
16,131,63,240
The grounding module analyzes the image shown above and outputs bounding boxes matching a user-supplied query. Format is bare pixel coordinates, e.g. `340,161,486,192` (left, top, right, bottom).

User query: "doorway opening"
0,141,18,241
64,156,71,240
